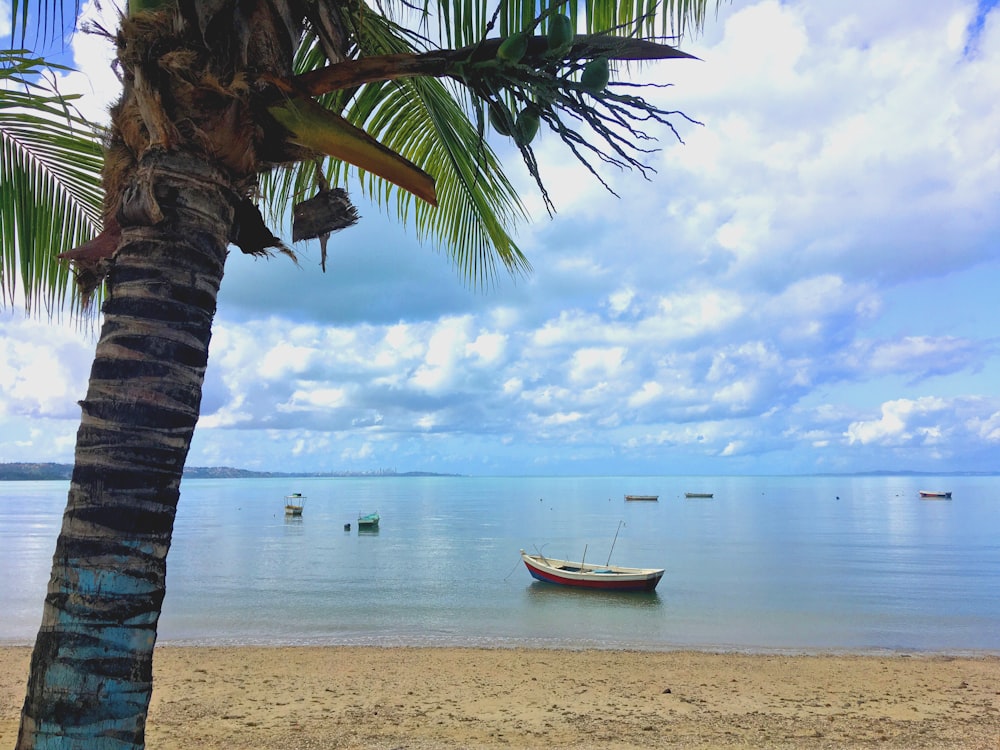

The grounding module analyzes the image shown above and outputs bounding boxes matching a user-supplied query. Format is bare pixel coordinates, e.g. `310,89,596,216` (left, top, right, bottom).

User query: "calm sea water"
1,475,998,653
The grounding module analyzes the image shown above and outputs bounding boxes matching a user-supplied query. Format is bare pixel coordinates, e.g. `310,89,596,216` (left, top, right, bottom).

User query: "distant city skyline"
2,0,999,476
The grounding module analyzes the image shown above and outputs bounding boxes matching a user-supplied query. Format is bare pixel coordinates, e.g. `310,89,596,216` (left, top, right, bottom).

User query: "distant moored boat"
624,494,658,502
684,492,714,499
284,493,305,516
919,490,952,499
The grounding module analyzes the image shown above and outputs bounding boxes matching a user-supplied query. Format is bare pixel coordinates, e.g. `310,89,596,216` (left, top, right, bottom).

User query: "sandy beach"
2,646,998,749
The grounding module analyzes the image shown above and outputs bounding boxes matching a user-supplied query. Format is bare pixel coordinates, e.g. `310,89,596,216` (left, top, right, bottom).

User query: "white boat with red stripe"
520,549,664,592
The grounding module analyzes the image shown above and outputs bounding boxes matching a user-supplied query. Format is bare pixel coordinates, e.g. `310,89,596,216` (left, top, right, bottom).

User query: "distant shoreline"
0,463,463,481
2,462,997,481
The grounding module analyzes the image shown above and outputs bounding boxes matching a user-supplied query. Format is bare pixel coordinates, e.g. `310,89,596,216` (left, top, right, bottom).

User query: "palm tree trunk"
16,149,234,750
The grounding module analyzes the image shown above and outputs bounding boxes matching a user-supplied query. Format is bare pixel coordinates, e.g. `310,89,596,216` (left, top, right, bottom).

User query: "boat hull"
624,495,658,502
919,491,952,499
520,551,663,592
685,493,713,498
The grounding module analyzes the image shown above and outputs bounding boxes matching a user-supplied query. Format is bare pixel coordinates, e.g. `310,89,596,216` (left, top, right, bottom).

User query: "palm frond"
9,0,77,51
267,94,438,205
348,10,530,286
0,50,105,317
421,0,721,49
346,78,529,286
265,6,529,288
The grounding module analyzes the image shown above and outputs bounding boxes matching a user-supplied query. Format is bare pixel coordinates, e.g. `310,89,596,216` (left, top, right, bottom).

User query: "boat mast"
606,520,624,566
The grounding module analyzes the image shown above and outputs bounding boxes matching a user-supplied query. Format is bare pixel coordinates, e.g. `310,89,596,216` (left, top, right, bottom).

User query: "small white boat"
624,494,658,502
685,492,713,499
520,550,664,592
919,490,952,499
284,493,305,515
357,511,380,529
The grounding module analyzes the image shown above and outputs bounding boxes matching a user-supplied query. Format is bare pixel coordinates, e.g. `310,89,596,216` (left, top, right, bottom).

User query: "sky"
1,0,999,476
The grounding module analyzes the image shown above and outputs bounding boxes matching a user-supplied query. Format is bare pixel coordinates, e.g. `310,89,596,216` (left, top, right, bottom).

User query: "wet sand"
1,646,998,748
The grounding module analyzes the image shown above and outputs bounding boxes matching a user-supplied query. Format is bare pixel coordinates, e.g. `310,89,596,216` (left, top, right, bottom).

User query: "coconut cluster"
483,14,610,146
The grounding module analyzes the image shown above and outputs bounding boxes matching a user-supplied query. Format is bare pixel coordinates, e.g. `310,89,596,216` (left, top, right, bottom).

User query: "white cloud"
540,411,583,427
845,397,948,446
647,2,1000,286
628,381,664,408
867,337,972,373
969,411,1000,442
410,317,472,392
466,332,506,365
259,342,316,379
843,336,985,380
415,413,437,430
568,346,626,383
0,317,90,419
341,442,375,461
606,287,635,317
720,441,745,456
654,290,745,339
370,323,423,378
502,377,523,395
55,0,122,123
712,380,757,411
286,387,348,410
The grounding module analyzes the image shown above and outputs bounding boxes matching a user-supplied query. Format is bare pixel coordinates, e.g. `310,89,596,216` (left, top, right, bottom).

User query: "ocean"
1,474,998,653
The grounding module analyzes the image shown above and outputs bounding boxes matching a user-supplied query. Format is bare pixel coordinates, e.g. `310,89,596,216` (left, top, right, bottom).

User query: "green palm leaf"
266,6,529,288
349,11,530,284
435,0,717,47
348,78,529,285
0,50,104,317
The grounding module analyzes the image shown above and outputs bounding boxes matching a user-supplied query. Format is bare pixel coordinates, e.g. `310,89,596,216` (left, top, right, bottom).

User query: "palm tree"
6,1,716,747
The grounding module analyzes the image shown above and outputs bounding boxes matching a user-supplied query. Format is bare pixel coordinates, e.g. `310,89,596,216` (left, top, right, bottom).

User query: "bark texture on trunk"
17,150,234,750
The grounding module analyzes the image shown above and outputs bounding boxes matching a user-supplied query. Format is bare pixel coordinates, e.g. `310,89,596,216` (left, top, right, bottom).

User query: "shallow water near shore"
2,474,998,652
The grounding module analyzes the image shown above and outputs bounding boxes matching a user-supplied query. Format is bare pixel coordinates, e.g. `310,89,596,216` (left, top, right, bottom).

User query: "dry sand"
2,646,998,749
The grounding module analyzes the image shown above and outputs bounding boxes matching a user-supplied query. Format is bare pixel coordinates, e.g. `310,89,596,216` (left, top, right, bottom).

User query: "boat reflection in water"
524,580,663,609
